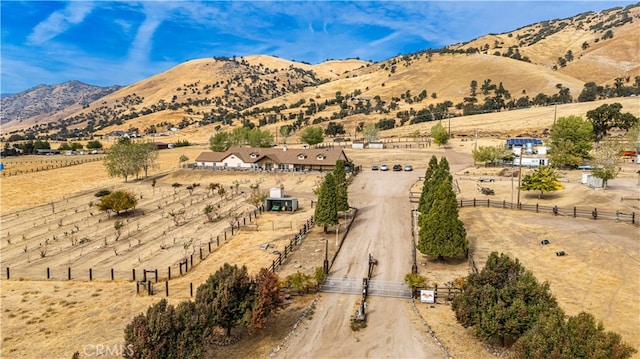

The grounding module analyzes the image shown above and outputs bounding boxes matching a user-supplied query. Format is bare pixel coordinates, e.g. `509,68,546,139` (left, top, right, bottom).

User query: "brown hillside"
451,4,640,83
2,5,638,142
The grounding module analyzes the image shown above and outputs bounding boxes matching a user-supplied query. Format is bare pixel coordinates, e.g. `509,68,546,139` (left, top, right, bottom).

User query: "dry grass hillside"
2,4,639,151
451,4,640,83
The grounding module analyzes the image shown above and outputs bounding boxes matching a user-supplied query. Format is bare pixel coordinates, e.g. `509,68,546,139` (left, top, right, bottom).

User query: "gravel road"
274,167,446,359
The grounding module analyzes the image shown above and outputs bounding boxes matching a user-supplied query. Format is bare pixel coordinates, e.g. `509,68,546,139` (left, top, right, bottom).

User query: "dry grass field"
1,106,639,358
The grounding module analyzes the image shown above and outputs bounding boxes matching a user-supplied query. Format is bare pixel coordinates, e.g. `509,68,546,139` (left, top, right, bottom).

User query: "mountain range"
1,3,638,141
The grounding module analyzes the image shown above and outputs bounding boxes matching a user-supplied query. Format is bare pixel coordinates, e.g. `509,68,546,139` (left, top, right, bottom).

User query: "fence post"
473,198,476,207
217,235,220,246
147,281,152,295
503,200,505,208
208,242,211,252
68,267,71,280
592,208,598,219
47,267,50,279
111,268,114,280
132,269,136,281
5,267,8,280
553,206,558,216
89,268,93,281
632,212,636,225
536,204,539,213
224,231,227,241
487,199,490,207
573,207,577,218
244,217,246,226
460,199,463,207
200,248,203,260
190,254,193,267
165,281,169,296
155,269,158,283
190,283,193,297
168,266,171,280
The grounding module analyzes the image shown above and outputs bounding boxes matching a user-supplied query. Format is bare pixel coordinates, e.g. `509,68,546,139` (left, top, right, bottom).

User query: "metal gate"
319,277,362,295
368,280,412,298
320,278,412,298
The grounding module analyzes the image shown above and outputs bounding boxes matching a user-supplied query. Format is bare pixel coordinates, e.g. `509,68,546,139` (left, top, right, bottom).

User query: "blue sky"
1,1,636,94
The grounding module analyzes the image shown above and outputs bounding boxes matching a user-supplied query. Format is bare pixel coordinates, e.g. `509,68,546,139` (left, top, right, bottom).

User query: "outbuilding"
265,187,298,212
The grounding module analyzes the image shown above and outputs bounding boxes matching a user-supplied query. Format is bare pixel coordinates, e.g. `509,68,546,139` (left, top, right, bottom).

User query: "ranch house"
194,146,349,172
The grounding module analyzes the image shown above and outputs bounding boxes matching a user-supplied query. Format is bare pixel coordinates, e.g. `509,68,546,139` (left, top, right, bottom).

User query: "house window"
316,155,325,160
297,154,306,160
250,153,258,158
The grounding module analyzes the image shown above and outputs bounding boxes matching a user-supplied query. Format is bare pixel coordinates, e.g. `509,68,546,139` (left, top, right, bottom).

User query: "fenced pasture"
0,170,322,284
0,154,106,177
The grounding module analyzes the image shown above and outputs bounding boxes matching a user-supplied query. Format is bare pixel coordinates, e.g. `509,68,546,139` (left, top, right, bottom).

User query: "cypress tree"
314,173,338,233
333,160,349,212
417,176,468,259
418,156,439,214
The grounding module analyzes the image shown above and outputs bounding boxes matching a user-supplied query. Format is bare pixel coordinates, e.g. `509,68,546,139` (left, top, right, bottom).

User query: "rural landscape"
1,3,640,359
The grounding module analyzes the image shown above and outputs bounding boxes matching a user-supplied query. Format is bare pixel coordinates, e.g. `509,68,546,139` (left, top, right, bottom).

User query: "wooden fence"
1,155,106,177
266,216,316,273
3,206,265,283
410,194,637,226
457,198,637,225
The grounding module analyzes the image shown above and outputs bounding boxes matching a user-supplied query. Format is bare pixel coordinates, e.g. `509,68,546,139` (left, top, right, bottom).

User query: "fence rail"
267,216,316,274
3,207,266,282
1,155,106,177
456,198,637,225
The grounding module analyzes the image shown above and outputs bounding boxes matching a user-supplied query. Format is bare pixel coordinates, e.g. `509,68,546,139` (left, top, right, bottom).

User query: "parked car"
392,164,402,171
372,165,379,171
380,164,389,171
404,165,413,171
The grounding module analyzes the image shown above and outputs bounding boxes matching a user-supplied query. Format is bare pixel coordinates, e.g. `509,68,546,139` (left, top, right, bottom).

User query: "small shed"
265,187,298,212
368,142,385,149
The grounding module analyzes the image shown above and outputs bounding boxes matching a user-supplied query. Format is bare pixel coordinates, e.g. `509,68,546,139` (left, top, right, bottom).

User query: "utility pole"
516,153,523,208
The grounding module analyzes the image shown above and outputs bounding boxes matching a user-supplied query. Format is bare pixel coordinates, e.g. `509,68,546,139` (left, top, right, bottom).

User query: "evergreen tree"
512,308,636,359
452,252,558,346
195,263,252,337
333,160,349,212
417,156,439,214
419,157,452,215
314,173,338,233
124,299,178,358
417,176,467,259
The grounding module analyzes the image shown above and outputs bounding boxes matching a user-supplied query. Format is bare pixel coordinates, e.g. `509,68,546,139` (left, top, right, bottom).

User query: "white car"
380,164,389,171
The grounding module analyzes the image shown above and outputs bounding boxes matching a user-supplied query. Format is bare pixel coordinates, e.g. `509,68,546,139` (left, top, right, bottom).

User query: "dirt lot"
1,142,639,358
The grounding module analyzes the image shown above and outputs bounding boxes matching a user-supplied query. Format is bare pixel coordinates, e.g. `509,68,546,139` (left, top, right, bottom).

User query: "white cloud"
27,2,95,45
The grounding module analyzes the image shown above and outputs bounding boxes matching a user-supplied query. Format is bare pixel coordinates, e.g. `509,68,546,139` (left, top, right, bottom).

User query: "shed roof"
506,138,543,146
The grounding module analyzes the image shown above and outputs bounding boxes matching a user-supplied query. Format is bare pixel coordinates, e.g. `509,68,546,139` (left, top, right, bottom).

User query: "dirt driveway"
274,167,445,358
